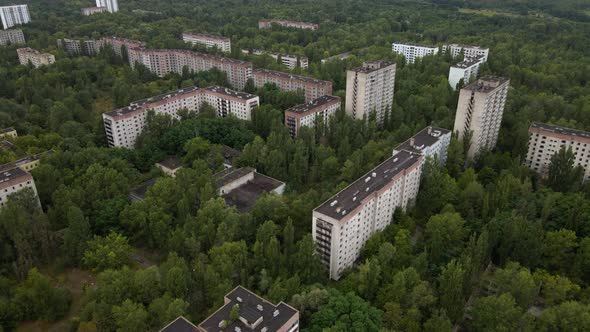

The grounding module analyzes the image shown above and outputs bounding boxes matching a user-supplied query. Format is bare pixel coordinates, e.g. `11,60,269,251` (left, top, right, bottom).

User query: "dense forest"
1,0,590,331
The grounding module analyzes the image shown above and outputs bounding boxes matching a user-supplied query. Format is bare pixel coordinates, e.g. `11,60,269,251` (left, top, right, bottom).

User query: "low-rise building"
0,168,39,208
1,5,30,30
243,49,308,69
444,44,489,62
183,32,231,53
214,167,285,213
17,47,55,67
392,42,439,64
448,56,485,90
0,29,25,45
313,125,451,280
252,68,332,102
0,151,53,173
0,127,17,139
259,19,318,30
284,95,341,137
526,123,590,181
81,6,108,16
197,286,300,332
222,145,241,169
103,86,258,148
159,316,198,332
156,156,182,177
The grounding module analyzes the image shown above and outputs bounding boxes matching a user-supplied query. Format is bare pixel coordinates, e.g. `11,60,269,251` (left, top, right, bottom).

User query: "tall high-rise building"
0,5,30,30
313,126,451,280
392,42,438,64
345,61,396,125
103,86,259,148
525,123,590,181
0,28,25,45
453,76,510,159
96,0,118,13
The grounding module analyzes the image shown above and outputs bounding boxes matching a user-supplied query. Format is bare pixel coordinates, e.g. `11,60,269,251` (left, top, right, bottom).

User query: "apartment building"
17,47,55,67
313,125,451,280
101,36,146,57
196,286,299,332
0,168,39,208
103,86,258,148
321,51,353,64
259,19,318,30
393,126,452,166
252,68,332,102
392,42,439,64
0,28,25,45
183,32,231,53
1,5,30,30
57,38,82,56
285,95,341,137
453,76,510,159
444,44,490,62
126,47,252,89
243,49,309,69
0,128,17,139
526,123,590,181
81,6,107,15
96,0,118,13
313,150,423,280
448,56,485,90
345,61,396,125
214,167,285,212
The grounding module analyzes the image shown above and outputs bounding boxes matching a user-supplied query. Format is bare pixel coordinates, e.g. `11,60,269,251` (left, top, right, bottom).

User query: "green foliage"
547,146,584,192
83,232,133,272
469,294,523,332
11,268,71,321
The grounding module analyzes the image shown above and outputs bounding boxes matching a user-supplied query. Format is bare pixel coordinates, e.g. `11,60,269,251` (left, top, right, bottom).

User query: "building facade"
0,5,30,30
197,286,299,332
444,44,489,62
0,128,17,139
285,95,341,137
81,6,108,16
526,123,590,181
57,38,82,56
243,49,309,69
453,76,510,159
102,86,258,148
17,47,55,67
392,42,439,64
252,68,332,102
101,36,145,57
0,168,39,208
96,0,118,13
448,56,485,90
0,29,25,45
313,126,451,280
345,61,396,125
259,19,318,30
0,151,53,173
183,32,231,52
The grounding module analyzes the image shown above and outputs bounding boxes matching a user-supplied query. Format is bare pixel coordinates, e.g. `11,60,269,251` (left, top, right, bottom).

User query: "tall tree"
547,146,584,192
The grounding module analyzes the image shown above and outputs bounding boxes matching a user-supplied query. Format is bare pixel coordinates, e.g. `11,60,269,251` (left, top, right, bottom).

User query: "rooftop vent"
237,297,242,302
330,200,338,207
342,210,346,215
372,172,377,177
235,328,241,332
257,304,263,311
273,310,279,317
218,321,225,328
393,158,398,162
353,197,357,202
261,328,268,332
365,177,371,183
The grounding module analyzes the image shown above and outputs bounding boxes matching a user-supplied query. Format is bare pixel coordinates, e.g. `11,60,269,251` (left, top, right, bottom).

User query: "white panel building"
392,42,439,64
345,61,396,125
444,44,489,62
183,32,231,53
284,95,341,137
0,168,39,208
448,56,485,90
0,5,30,30
102,86,259,148
96,0,118,13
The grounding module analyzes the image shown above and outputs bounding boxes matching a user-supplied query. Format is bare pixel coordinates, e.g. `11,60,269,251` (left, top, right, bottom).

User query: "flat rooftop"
222,145,241,161
0,167,30,188
0,127,16,135
159,316,198,332
214,167,255,188
105,86,201,117
157,155,182,170
253,68,332,85
463,76,509,93
530,122,590,140
395,126,451,154
183,32,230,42
352,61,395,73
223,173,284,213
445,43,489,51
0,151,53,173
452,56,484,69
392,42,438,49
205,86,257,100
285,95,340,114
315,150,421,220
198,286,298,332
